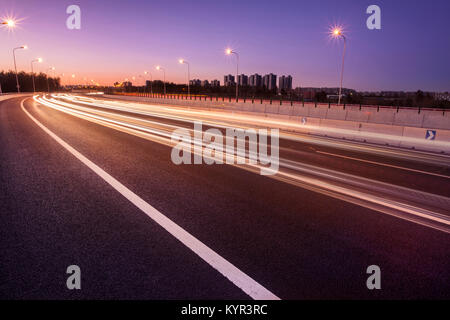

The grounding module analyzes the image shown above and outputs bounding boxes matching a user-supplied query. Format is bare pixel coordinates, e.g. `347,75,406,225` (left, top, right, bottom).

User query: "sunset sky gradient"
1,0,449,91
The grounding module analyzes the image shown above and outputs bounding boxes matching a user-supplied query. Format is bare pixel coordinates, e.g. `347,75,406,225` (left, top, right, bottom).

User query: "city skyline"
1,0,449,91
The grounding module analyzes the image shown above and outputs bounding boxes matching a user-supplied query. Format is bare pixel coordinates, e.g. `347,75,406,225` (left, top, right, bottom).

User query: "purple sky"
1,0,449,91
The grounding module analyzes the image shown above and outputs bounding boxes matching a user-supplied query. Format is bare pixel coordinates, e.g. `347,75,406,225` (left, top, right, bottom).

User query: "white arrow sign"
426,130,436,140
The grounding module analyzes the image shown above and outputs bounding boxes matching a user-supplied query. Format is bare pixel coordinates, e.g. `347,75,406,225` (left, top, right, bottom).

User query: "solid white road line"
21,98,280,300
316,150,450,179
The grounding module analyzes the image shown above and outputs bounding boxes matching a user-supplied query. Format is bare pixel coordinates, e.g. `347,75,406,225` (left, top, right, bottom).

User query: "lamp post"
13,45,27,93
225,48,239,101
46,67,55,94
332,28,347,105
178,59,190,98
156,66,166,96
144,71,153,94
31,58,43,93
1,20,16,95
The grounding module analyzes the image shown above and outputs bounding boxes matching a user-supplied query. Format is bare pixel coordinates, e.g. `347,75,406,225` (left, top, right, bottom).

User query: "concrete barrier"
100,94,450,153
394,108,423,127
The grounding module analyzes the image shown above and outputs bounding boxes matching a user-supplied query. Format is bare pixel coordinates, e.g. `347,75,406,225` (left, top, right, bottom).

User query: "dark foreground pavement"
1,96,449,299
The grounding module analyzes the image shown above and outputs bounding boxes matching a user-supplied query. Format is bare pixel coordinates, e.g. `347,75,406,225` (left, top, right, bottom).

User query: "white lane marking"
316,150,450,179
21,98,280,300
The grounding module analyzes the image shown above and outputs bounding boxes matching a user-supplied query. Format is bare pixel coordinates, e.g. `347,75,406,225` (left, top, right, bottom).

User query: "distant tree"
0,70,60,93
415,90,424,103
315,91,327,102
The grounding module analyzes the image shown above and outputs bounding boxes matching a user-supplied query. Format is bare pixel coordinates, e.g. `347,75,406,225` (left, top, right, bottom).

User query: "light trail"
57,94,450,168
316,150,450,179
31,95,450,233
23,97,281,301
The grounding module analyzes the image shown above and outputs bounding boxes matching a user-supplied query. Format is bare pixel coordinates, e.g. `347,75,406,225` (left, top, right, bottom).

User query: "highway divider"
95,94,450,154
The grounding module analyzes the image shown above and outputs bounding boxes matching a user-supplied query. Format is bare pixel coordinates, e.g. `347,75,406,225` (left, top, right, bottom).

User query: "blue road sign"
425,130,436,140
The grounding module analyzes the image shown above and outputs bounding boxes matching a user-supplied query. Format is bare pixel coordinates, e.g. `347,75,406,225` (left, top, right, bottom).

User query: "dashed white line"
316,150,450,179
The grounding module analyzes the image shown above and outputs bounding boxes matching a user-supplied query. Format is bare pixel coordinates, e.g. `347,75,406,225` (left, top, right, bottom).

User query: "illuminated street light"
46,67,55,94
156,66,166,96
31,57,43,93
13,45,27,93
225,48,239,101
331,27,347,105
178,59,190,98
1,19,16,29
144,71,153,94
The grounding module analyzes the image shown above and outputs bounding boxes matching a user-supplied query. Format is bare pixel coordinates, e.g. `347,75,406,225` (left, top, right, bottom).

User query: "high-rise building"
237,74,248,86
249,74,262,87
201,80,210,87
189,79,201,86
210,79,220,87
279,75,293,92
262,73,277,90
224,74,235,86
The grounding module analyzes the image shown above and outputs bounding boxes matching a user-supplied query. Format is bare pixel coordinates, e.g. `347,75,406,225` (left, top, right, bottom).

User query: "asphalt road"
1,95,449,299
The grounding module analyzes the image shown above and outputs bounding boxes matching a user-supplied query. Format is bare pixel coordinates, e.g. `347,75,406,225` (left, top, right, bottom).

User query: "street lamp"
225,48,239,101
332,27,347,105
46,67,55,94
1,19,16,28
144,71,153,94
156,66,166,96
13,45,27,93
31,57,43,93
179,59,190,98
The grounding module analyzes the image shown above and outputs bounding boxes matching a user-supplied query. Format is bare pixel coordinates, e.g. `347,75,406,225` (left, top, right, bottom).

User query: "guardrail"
107,91,449,112
102,92,450,131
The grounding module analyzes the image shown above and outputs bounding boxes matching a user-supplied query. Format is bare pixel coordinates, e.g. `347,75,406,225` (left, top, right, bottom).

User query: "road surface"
1,94,449,299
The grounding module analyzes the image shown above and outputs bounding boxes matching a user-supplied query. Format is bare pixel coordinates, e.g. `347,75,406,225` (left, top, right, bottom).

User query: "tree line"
0,71,60,93
116,80,284,99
